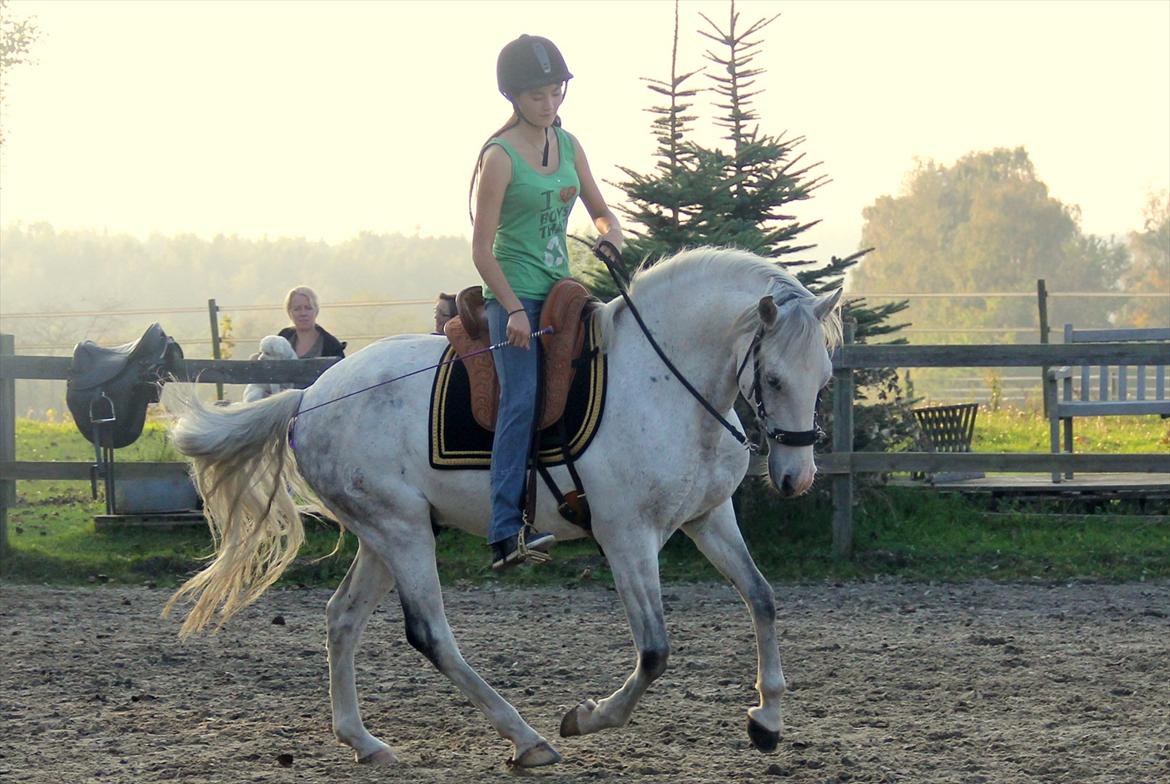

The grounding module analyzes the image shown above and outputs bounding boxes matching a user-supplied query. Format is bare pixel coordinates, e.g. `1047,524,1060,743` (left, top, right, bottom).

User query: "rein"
294,327,552,417
573,237,821,452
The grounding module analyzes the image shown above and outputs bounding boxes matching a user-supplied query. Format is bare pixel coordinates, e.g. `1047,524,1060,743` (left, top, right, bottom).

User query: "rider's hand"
598,228,623,251
594,230,624,264
506,308,531,349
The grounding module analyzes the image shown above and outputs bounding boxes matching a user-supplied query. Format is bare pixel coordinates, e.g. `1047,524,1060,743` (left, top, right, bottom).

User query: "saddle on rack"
443,278,599,431
66,322,184,448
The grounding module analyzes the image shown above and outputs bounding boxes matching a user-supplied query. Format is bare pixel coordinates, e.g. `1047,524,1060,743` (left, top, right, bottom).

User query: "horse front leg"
560,529,669,737
683,499,785,752
326,543,397,764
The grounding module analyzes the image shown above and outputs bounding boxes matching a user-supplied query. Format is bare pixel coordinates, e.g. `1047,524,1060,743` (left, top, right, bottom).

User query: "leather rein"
578,238,822,453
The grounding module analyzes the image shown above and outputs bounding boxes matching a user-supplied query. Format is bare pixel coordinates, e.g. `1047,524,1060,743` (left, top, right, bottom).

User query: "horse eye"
766,373,782,391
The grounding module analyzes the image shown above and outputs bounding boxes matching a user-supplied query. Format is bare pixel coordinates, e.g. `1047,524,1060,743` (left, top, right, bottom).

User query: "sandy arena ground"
1,579,1167,783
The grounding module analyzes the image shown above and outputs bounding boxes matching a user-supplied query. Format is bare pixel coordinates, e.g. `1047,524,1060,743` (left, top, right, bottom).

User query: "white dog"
242,335,298,403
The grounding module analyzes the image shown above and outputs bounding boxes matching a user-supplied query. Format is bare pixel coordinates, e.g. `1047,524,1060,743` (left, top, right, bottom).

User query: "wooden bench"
1045,325,1170,482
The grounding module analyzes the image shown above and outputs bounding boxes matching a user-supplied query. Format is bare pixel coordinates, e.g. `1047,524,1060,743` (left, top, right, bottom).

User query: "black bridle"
580,239,823,453
734,317,824,448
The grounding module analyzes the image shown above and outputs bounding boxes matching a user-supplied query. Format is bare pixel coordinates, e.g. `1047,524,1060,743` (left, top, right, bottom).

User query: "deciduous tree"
1119,192,1170,328
0,0,39,144
851,147,1129,338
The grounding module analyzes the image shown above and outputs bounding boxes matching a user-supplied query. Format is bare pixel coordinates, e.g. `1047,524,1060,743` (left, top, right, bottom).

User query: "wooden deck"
888,472,1170,506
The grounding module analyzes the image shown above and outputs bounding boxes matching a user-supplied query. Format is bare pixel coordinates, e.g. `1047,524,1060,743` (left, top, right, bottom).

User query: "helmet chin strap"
509,82,568,167
513,110,550,166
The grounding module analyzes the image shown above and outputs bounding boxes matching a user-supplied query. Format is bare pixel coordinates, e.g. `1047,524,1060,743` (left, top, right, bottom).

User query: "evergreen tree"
598,1,914,455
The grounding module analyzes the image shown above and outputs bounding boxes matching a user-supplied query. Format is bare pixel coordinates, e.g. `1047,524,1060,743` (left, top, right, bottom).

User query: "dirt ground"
1,579,1167,784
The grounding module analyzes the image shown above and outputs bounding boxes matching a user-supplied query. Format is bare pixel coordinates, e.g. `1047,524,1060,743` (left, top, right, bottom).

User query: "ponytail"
468,113,522,225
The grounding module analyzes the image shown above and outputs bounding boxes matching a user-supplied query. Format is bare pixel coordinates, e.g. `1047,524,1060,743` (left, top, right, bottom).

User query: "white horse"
162,247,842,768
241,334,299,403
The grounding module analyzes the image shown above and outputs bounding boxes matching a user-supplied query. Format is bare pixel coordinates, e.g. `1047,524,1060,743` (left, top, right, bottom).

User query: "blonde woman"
278,285,346,359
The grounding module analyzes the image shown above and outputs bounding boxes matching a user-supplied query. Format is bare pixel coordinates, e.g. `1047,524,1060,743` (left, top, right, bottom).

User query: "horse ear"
758,296,779,327
813,289,843,322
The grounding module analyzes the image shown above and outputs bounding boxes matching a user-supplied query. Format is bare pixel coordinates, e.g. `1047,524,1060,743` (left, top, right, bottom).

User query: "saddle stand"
65,323,184,515
88,393,118,515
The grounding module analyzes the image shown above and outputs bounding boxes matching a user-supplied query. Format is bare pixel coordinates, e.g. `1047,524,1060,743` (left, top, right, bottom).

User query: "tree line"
0,226,477,353
3,0,1166,424
851,148,1168,338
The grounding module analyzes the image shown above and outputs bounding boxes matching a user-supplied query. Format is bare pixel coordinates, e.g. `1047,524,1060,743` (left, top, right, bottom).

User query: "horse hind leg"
326,543,398,764
357,518,561,769
683,500,785,752
560,529,670,738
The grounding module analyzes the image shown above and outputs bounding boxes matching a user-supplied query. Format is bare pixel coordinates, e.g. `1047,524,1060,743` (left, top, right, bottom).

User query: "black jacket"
278,325,346,358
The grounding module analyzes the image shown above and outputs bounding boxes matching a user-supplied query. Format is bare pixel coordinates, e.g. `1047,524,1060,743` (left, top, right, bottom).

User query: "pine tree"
600,1,916,457
579,1,702,292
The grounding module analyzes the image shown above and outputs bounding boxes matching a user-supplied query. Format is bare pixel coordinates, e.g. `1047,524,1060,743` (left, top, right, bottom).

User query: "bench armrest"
1046,366,1073,381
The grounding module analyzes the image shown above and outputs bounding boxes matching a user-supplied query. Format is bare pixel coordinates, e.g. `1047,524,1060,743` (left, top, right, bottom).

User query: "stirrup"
516,526,553,565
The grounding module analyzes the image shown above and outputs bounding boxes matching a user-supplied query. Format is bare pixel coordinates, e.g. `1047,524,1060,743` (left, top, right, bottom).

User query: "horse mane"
592,246,842,354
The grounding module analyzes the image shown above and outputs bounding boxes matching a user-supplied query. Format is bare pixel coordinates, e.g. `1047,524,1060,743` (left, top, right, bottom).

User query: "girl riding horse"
470,34,623,570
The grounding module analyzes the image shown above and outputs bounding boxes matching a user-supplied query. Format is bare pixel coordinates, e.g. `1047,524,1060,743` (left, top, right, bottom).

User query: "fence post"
0,334,16,564
1037,279,1049,416
207,298,224,401
831,320,855,559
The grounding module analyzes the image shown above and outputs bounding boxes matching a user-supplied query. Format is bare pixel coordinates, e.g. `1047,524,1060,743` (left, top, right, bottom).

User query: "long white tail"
161,386,317,637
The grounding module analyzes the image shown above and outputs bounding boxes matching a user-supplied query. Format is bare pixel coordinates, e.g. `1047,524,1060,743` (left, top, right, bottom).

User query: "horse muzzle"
768,449,815,498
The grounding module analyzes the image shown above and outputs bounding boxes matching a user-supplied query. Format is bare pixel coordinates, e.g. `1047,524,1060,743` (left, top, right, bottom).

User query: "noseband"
735,297,825,449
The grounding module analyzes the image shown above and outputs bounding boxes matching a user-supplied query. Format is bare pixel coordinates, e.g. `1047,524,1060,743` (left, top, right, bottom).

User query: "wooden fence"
2,332,1168,561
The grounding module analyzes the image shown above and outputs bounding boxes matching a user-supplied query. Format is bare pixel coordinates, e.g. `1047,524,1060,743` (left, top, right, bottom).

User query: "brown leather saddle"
442,278,599,431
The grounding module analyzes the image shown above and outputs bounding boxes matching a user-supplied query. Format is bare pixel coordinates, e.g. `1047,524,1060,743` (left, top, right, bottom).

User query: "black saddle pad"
428,320,607,470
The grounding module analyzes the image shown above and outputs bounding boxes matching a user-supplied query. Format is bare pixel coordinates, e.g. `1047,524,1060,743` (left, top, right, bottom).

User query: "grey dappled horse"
162,247,842,768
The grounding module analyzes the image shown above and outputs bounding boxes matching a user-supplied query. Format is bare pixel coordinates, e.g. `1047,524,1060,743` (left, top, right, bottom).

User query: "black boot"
490,525,556,571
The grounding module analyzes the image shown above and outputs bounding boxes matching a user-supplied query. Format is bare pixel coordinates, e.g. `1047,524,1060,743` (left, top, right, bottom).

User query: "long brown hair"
468,113,521,225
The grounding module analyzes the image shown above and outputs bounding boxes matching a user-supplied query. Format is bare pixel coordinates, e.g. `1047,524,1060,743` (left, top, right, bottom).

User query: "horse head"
740,287,842,497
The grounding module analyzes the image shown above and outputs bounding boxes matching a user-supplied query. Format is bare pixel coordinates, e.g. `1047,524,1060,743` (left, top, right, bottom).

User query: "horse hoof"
559,708,581,737
511,740,562,768
357,748,398,765
747,716,780,753
559,699,596,737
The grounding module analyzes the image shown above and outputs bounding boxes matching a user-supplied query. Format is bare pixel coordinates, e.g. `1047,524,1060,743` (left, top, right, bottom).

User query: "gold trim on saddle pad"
428,319,607,470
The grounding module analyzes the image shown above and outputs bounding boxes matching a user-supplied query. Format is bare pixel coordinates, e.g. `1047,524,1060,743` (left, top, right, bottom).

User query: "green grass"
973,407,1170,454
3,414,1168,587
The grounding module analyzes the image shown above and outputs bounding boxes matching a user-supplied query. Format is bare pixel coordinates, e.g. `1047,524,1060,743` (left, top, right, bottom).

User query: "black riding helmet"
496,34,573,98
468,35,572,220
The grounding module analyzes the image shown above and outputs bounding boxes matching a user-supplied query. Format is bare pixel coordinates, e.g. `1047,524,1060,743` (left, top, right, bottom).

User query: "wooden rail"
822,331,1169,557
0,356,340,383
2,334,1168,560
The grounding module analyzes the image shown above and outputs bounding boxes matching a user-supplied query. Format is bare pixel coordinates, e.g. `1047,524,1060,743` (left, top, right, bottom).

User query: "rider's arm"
472,144,530,348
570,133,623,250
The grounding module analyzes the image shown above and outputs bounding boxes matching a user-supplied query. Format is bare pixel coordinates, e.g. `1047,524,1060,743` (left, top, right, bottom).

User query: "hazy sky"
1,0,1167,263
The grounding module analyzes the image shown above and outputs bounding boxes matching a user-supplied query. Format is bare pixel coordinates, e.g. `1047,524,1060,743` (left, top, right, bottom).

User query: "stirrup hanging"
516,526,552,565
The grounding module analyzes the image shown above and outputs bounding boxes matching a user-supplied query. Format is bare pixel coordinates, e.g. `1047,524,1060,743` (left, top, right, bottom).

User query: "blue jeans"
486,298,542,545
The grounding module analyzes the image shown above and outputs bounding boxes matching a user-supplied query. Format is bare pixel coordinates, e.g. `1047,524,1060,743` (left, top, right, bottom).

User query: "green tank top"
484,125,580,301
